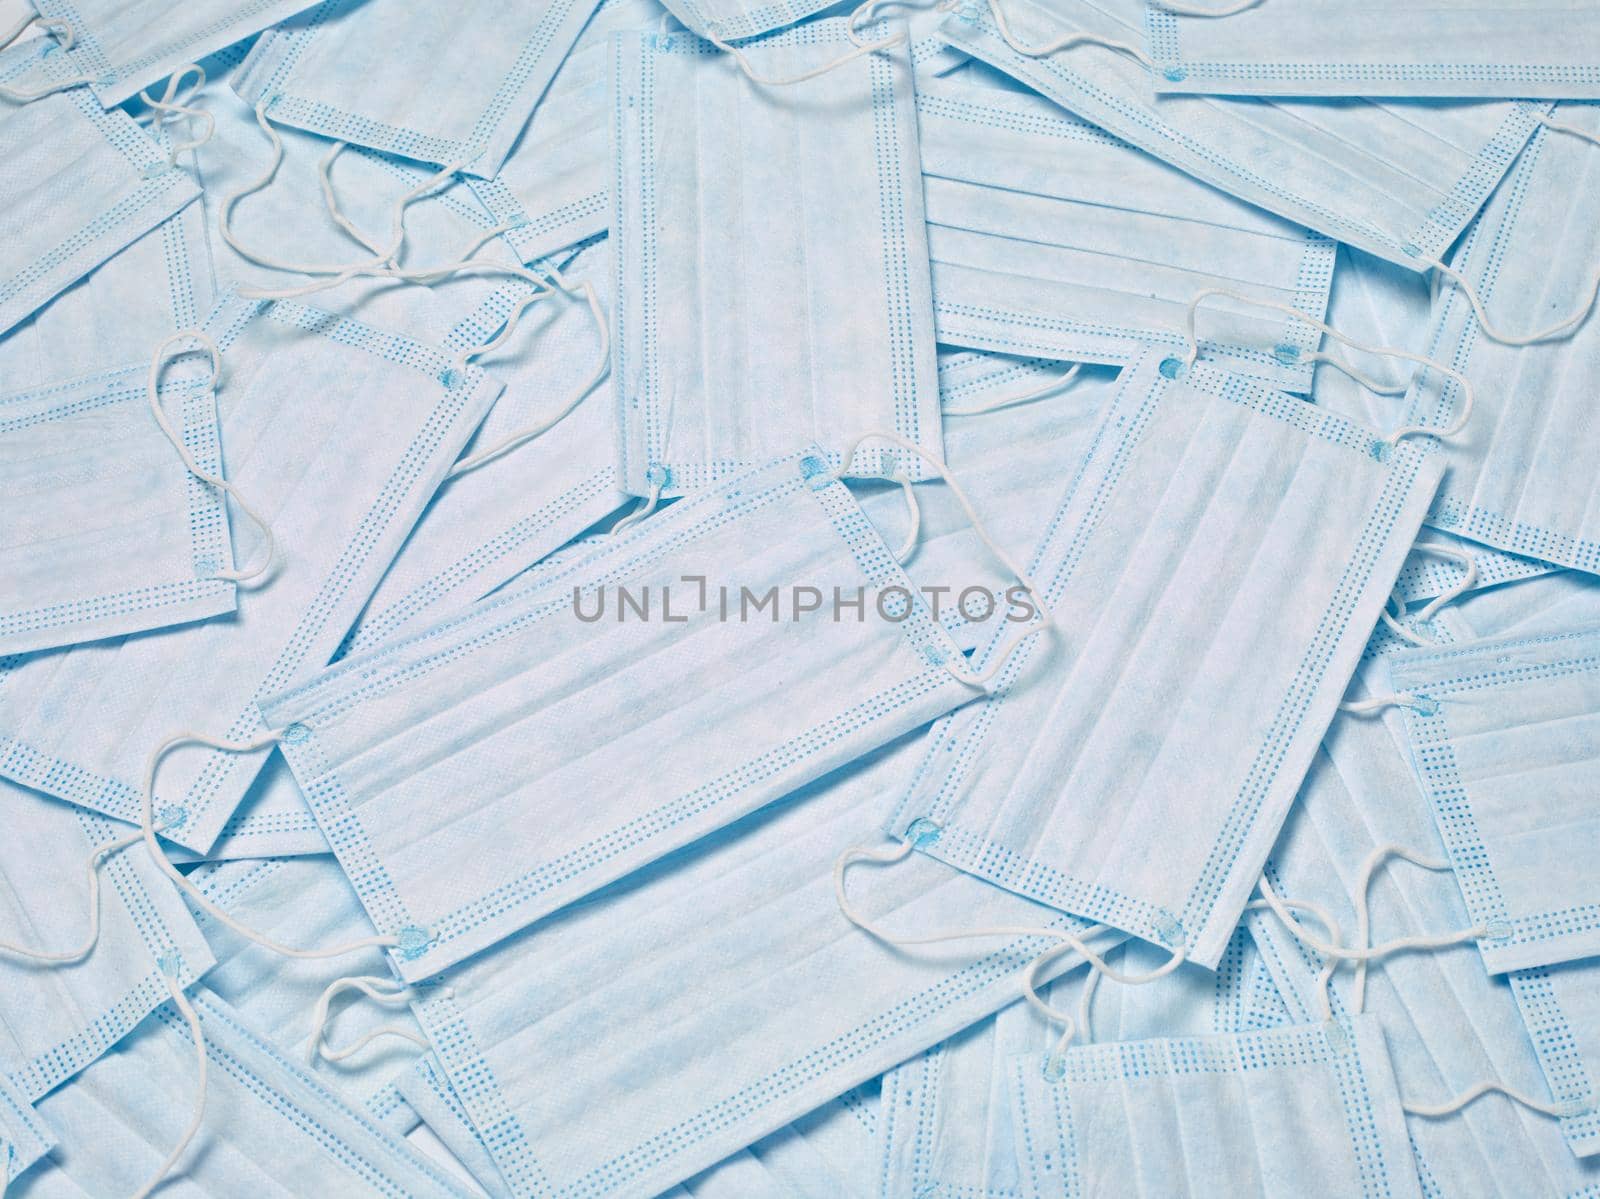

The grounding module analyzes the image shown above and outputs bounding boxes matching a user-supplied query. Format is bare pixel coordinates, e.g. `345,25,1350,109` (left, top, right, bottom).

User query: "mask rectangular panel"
233,0,603,178
0,293,503,854
611,21,942,498
917,77,1335,392
1389,630,1600,975
935,0,1547,270
0,61,198,337
262,448,984,981
1401,105,1600,576
1005,1017,1422,1199
890,347,1444,969
1145,0,1600,100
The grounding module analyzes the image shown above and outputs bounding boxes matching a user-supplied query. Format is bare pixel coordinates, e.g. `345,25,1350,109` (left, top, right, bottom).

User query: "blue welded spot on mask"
1273,343,1301,365
1410,694,1439,717
905,817,942,847
1042,1053,1067,1082
440,367,464,389
396,926,432,958
645,463,671,489
282,722,312,745
1164,67,1187,82
1369,440,1390,463
1483,919,1514,941
1158,357,1185,380
159,804,188,830
1324,1020,1352,1057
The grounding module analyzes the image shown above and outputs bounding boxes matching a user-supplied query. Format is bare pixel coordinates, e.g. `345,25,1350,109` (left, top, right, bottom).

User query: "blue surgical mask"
233,0,602,178
611,21,942,499
1145,2,1600,100
1253,678,1600,1182
936,0,1550,270
383,736,1096,1198
172,757,328,860
14,987,472,1198
0,216,242,655
0,291,503,854
917,76,1335,393
1005,1017,1423,1199
0,52,198,336
0,778,214,1103
891,347,1444,970
1401,105,1600,576
261,447,1001,981
338,237,627,659
1386,629,1600,976
468,0,664,265
24,0,319,107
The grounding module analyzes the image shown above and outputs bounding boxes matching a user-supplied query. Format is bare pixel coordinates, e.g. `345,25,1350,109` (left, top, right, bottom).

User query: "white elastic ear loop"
835,839,1185,1065
0,18,93,102
139,64,213,167
1403,1080,1588,1121
611,483,663,534
0,826,143,963
889,472,921,563
1349,844,1458,1013
1244,893,1346,1020
1181,287,1475,444
308,976,433,1064
147,333,276,584
836,430,1052,688
317,142,388,258
141,731,401,960
1337,691,1431,716
1380,598,1434,648
221,102,465,278
943,363,1083,416
1257,876,1488,965
708,0,903,88
982,0,1154,64
132,970,207,1199
1408,114,1600,349
1409,542,1479,623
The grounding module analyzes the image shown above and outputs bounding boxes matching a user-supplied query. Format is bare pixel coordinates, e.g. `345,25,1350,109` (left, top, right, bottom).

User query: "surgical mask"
184,854,431,1102
1393,536,1557,609
1443,568,1600,646
676,1088,878,1199
0,291,503,854
0,58,198,337
890,346,1444,970
386,735,1099,1198
1251,678,1600,1181
0,1071,51,1191
233,0,602,179
1145,2,1600,100
469,0,664,265
935,0,1550,271
16,986,473,1198
170,756,328,860
612,21,942,500
1401,105,1600,576
260,445,1020,980
1004,1016,1422,1199
0,253,241,654
1384,630,1600,976
338,237,628,659
23,0,318,107
917,76,1335,393
0,778,214,1102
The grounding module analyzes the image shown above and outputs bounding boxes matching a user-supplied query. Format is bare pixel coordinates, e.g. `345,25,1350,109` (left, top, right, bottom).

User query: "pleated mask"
1386,629,1600,975
1145,0,1600,100
0,48,198,337
14,986,472,1198
0,292,503,854
233,0,602,178
1250,676,1600,1175
260,444,1036,980
383,736,1098,1198
611,21,942,500
1400,104,1600,576
917,77,1335,392
935,0,1549,271
889,346,1444,969
338,237,626,660
674,1088,878,1199
468,0,664,265
22,0,319,107
1005,1017,1422,1199
0,778,214,1103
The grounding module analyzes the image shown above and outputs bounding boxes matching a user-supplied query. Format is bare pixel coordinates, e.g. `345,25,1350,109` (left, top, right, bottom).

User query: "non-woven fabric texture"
610,20,942,497
233,0,603,178
0,292,501,853
935,0,1548,270
916,76,1336,391
890,347,1444,968
1144,0,1600,100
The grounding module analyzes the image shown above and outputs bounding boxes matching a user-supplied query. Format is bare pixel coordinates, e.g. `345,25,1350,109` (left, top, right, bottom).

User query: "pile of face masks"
2,0,1600,1193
